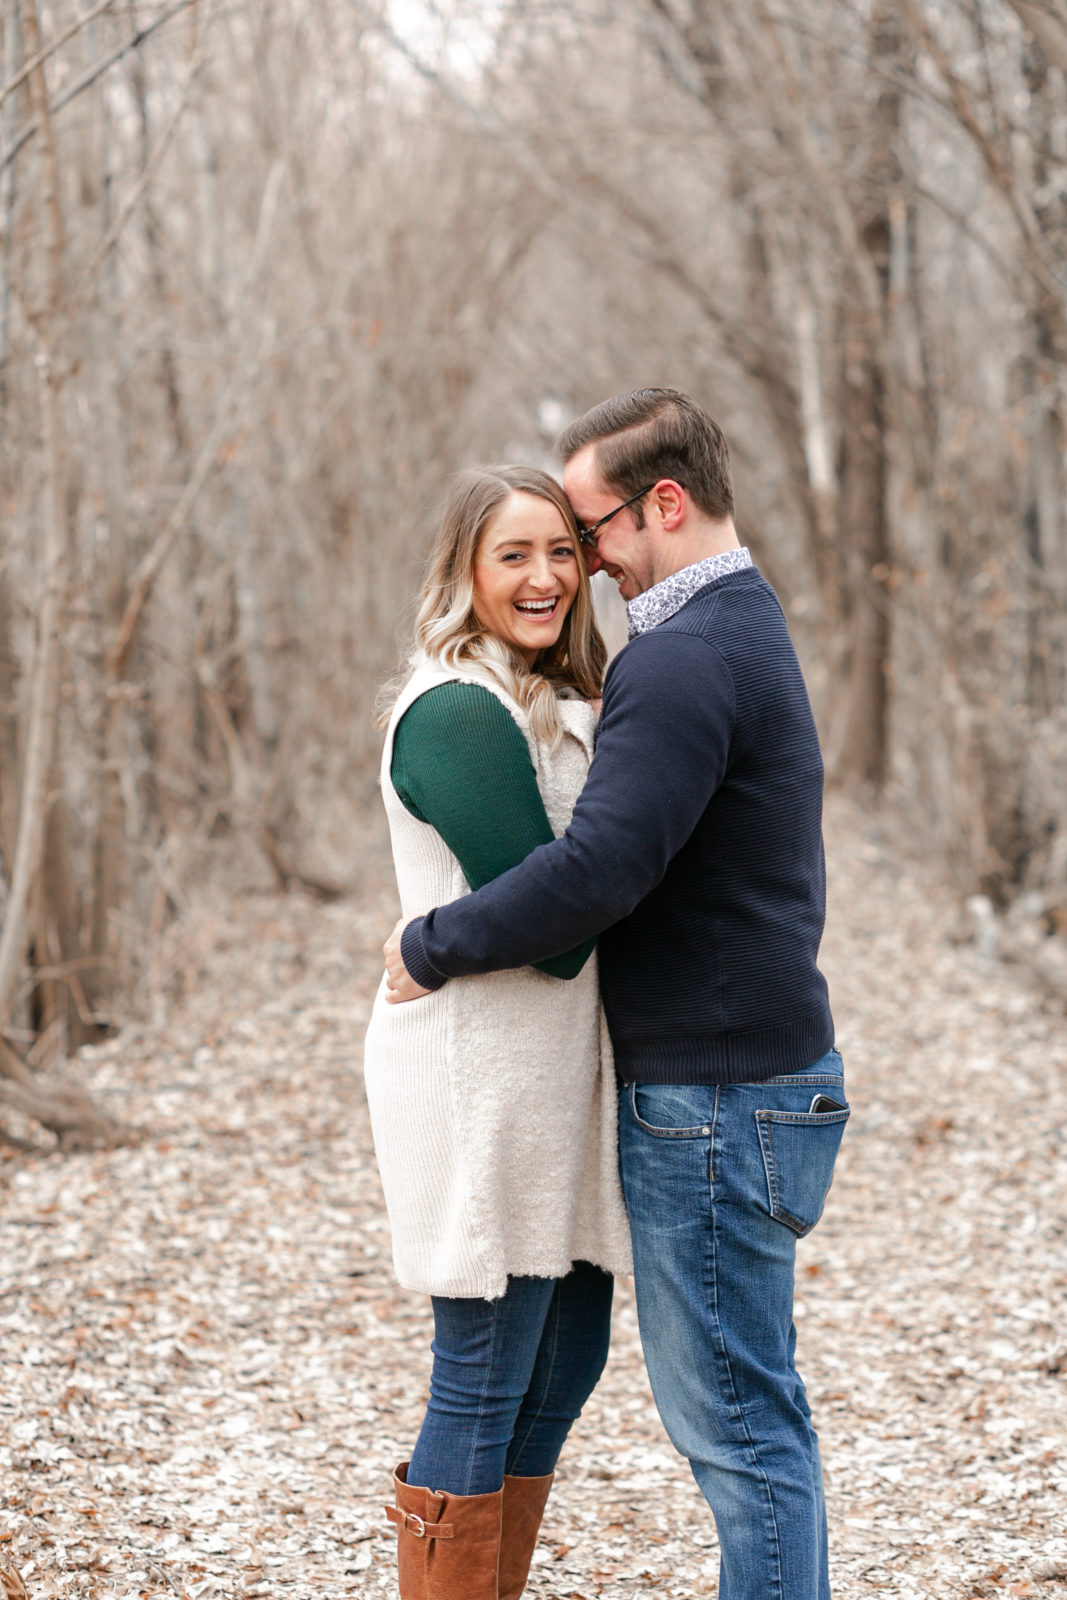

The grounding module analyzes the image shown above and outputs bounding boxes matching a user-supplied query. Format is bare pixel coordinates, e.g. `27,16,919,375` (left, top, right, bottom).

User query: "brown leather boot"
385,1462,502,1600
498,1471,554,1600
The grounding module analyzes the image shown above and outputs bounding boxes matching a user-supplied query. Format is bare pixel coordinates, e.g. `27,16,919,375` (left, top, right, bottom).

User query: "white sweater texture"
362,659,633,1300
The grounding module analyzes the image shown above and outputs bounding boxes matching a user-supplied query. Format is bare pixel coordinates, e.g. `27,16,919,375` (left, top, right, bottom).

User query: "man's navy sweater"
401,566,834,1084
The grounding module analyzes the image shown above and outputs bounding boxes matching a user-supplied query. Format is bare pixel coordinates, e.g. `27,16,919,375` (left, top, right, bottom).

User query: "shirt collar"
626,548,753,639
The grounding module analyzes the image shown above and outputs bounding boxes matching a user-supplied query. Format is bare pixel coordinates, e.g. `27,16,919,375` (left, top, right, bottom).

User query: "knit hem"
611,1008,835,1084
393,1249,632,1302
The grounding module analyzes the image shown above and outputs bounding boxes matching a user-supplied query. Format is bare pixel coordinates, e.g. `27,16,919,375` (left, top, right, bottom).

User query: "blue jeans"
618,1049,849,1600
407,1261,614,1496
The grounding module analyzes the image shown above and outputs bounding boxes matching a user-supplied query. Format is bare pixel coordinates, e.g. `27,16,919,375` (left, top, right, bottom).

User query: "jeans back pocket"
755,1102,850,1236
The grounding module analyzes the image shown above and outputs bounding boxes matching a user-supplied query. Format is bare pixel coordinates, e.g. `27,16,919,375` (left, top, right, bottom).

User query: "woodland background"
1,6,1067,1596
1,0,1067,1132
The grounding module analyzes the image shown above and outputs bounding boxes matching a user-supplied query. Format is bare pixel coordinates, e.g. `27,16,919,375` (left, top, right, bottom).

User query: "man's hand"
383,918,433,1004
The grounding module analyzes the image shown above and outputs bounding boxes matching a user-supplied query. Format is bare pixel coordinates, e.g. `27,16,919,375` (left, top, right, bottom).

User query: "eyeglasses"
576,484,657,549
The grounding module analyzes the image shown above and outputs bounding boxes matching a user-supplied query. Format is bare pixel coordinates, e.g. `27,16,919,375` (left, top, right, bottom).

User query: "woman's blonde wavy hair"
379,465,606,746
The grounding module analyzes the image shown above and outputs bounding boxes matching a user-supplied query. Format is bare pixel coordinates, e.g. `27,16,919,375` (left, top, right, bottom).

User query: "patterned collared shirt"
626,548,753,639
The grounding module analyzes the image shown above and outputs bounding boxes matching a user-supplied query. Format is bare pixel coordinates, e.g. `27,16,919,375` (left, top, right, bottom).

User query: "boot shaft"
387,1463,501,1600
499,1472,554,1600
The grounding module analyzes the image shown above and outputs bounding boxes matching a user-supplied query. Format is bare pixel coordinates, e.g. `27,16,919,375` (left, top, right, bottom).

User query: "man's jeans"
618,1049,849,1600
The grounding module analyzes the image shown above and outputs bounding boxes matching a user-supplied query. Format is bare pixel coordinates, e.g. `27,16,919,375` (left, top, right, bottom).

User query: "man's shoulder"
664,565,779,628
608,620,725,679
661,570,789,663
613,571,778,664
601,622,736,728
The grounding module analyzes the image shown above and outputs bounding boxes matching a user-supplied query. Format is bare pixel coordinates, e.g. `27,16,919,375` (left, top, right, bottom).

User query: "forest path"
2,796,1065,1600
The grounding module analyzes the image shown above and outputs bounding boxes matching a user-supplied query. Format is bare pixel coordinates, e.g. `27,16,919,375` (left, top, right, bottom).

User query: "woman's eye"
553,546,576,559
501,551,525,562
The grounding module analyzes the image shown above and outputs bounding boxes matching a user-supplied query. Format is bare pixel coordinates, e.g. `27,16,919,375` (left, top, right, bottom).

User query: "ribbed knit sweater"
401,567,835,1084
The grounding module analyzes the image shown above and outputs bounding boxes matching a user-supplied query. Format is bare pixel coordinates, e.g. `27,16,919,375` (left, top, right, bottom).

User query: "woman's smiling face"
472,492,581,667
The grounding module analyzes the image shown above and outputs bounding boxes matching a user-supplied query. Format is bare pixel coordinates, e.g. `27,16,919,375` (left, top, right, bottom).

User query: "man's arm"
398,630,736,990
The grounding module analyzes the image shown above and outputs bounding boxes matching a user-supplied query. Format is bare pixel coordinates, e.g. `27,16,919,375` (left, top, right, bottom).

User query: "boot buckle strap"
385,1505,454,1539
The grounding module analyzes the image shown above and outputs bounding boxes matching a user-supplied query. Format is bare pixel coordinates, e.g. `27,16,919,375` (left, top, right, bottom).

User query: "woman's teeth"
514,599,558,616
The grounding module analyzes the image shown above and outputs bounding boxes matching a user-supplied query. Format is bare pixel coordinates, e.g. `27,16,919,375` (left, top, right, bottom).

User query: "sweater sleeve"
400,630,736,991
391,681,595,980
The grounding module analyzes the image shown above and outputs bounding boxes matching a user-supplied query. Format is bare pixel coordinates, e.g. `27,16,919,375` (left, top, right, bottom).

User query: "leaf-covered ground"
2,796,1066,1598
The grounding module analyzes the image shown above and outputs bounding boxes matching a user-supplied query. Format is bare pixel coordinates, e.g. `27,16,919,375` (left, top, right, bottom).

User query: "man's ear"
652,479,686,532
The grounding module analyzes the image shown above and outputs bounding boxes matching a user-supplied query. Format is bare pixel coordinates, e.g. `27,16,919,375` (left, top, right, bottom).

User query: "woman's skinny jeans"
406,1260,613,1496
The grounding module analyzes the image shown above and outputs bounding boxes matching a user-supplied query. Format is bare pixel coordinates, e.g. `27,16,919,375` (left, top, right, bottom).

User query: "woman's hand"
384,919,434,1004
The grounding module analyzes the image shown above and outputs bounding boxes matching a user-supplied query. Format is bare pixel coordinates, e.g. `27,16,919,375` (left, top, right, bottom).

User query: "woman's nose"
528,556,555,588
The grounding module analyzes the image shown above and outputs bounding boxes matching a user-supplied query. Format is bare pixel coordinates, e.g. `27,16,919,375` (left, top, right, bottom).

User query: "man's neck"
650,517,741,589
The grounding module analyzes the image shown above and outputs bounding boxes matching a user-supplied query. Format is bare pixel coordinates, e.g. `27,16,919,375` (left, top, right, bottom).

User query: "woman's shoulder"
398,678,517,740
390,659,509,732
393,680,535,788
393,660,597,761
390,676,541,825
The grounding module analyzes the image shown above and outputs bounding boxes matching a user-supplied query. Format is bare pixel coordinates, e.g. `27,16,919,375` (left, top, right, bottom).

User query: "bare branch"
895,0,1065,329
0,1035,124,1147
747,0,887,341
67,16,209,313
0,0,195,177
108,159,286,679
0,0,116,109
1008,0,1067,73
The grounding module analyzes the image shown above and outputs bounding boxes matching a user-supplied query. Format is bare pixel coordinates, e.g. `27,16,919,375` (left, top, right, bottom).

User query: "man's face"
563,445,657,603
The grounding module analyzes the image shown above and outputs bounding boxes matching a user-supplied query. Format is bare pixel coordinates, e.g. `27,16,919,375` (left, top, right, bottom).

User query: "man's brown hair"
556,387,734,523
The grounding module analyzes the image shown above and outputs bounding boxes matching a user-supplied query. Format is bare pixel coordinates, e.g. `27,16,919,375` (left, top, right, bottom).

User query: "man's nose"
582,544,603,577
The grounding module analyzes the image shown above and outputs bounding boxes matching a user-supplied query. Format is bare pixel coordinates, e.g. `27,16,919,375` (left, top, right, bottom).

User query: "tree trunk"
0,4,130,1144
0,566,20,883
828,4,904,787
1020,40,1065,718
0,0,18,427
0,0,71,1025
125,0,190,458
33,793,84,1052
83,13,130,1020
834,338,891,786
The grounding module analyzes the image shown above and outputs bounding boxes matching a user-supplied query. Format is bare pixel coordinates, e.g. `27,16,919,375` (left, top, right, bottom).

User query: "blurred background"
1,0,1065,1083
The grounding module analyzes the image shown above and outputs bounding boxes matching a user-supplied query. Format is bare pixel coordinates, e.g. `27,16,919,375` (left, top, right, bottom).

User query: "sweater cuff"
400,916,447,992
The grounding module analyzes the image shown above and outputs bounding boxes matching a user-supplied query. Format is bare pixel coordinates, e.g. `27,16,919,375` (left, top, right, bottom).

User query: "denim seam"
758,1117,782,1223
762,1075,843,1086
465,1299,503,1497
710,1122,785,1598
757,1109,850,1127
506,1284,562,1474
709,1084,720,1182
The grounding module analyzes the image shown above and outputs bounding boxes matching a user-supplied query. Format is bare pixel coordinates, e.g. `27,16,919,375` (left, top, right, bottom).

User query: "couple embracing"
363,388,849,1600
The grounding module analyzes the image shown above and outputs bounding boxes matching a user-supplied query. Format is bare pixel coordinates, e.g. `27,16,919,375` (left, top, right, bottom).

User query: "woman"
363,465,631,1600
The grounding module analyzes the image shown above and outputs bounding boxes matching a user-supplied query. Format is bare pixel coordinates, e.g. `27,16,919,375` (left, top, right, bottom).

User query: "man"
384,388,847,1600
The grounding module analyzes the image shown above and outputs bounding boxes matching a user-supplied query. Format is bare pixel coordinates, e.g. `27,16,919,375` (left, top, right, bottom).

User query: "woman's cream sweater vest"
362,659,632,1300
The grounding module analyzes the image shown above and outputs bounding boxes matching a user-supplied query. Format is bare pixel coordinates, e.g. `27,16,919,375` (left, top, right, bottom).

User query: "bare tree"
3,0,1066,1131
0,0,71,1025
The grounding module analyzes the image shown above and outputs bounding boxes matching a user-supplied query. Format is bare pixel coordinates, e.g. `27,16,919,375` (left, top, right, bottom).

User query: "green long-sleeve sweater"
391,682,595,980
